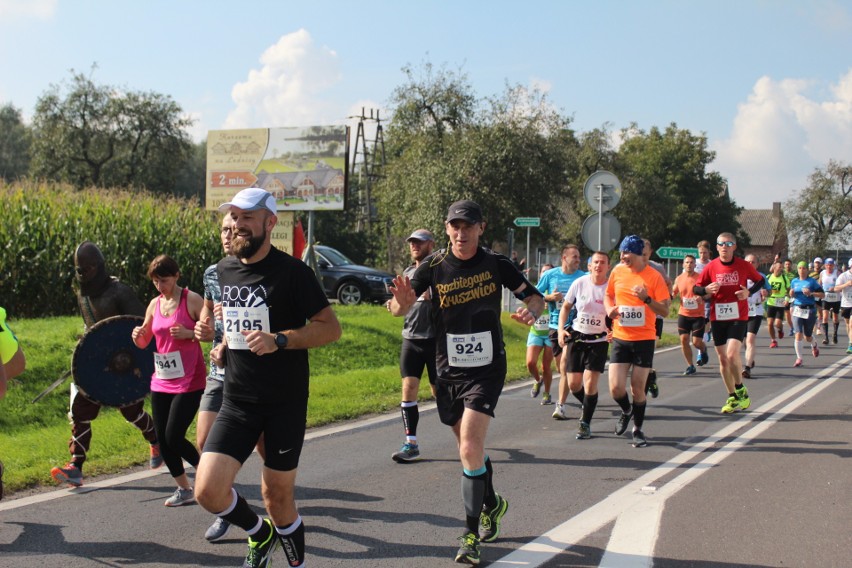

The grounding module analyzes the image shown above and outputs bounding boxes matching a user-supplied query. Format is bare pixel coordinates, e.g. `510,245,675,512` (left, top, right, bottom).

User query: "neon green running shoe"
736,386,751,410
454,531,481,565
480,493,509,543
721,396,742,414
243,518,278,568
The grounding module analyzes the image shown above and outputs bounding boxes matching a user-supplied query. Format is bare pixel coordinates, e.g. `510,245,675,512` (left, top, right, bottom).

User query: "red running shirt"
695,257,762,322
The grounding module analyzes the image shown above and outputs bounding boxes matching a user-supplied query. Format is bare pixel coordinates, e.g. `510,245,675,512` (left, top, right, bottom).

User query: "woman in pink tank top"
132,254,206,508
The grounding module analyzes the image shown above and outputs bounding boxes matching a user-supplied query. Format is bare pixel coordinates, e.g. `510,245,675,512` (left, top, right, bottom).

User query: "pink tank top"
150,287,206,394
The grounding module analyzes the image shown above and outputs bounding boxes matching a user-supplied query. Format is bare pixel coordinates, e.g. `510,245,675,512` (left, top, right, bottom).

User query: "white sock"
794,339,802,359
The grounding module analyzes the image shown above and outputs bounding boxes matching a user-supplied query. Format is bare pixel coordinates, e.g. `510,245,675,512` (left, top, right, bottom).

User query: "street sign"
514,217,540,227
656,246,698,260
581,213,621,253
582,171,622,213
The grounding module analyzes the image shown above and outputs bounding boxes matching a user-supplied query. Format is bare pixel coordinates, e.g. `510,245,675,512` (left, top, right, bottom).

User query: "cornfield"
1,180,222,317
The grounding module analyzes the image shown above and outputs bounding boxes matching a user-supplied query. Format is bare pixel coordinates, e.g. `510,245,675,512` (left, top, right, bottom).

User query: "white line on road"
491,355,852,567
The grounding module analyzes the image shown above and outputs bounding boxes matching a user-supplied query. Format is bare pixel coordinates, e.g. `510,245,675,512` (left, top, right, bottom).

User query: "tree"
784,160,852,259
0,103,31,181
613,123,745,248
30,69,194,194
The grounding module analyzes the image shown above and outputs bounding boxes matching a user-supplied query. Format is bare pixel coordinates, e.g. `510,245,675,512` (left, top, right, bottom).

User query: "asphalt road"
2,327,850,567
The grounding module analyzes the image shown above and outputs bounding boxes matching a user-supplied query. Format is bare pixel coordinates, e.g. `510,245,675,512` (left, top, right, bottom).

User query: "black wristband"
643,296,652,305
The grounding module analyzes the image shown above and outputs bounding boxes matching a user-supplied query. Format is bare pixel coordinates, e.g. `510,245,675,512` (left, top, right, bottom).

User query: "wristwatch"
274,332,288,350
643,296,652,305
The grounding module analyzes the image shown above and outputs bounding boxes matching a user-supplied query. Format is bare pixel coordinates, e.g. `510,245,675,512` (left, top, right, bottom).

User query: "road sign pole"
598,183,603,250
526,227,531,274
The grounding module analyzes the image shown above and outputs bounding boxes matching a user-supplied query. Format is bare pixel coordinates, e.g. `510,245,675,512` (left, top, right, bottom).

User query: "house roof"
738,206,782,247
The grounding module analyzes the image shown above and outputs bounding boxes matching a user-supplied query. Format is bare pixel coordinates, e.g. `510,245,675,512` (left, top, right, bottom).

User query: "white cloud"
0,0,55,19
223,29,343,130
713,70,852,209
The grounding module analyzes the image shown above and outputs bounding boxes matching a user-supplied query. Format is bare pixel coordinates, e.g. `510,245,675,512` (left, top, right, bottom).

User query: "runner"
694,233,765,414
528,263,555,405
742,254,771,378
558,251,611,440
765,262,792,348
388,199,544,565
809,257,824,335
536,245,586,421
671,255,707,375
194,187,342,568
782,258,796,336
390,228,437,463
835,259,852,354
789,261,824,367
604,235,670,448
818,258,841,345
694,240,713,347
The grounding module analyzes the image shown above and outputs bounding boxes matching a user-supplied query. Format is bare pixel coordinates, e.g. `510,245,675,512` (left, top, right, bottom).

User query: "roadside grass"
0,306,677,495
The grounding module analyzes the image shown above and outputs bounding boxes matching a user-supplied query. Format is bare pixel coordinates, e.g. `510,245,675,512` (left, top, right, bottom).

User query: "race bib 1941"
446,331,493,368
154,351,185,380
223,306,271,350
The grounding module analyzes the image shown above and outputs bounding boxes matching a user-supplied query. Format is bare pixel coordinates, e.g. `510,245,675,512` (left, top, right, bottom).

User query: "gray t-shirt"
401,264,435,340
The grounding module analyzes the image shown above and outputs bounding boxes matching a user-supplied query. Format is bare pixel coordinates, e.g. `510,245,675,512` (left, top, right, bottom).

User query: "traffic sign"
514,217,540,227
656,246,698,260
582,171,622,213
581,213,621,253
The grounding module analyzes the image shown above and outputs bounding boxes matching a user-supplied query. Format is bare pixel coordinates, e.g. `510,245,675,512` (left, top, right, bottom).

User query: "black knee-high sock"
823,323,829,335
400,401,418,439
482,456,496,509
461,468,487,535
632,401,647,430
833,322,839,336
572,386,586,404
276,516,305,567
614,393,632,414
582,393,599,424
218,489,265,535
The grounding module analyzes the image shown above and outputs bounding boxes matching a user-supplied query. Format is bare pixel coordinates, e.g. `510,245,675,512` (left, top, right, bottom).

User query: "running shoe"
832,334,838,345
822,336,829,345
51,463,83,487
721,396,742,414
789,329,795,338
243,518,278,568
540,392,553,406
697,351,709,366
576,421,591,440
455,531,481,565
632,429,648,448
615,410,633,435
164,487,195,507
683,365,697,376
552,403,568,420
530,380,542,398
741,366,751,379
205,517,231,542
480,493,509,542
815,327,822,336
846,344,852,355
150,443,164,469
769,340,778,349
736,386,751,410
645,369,659,398
391,442,421,463
812,344,820,358
794,358,803,367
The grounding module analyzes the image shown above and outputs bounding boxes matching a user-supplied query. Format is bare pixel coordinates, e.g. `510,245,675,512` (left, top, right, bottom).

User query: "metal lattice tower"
349,108,386,231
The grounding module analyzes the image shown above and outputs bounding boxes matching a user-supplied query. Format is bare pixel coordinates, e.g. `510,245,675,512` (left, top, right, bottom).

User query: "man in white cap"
818,258,841,344
389,228,437,463
834,258,852,354
195,187,342,568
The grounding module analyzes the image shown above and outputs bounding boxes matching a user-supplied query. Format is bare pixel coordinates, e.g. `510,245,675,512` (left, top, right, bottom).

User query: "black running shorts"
677,315,705,337
435,361,506,426
710,320,748,345
400,337,437,385
566,340,608,373
610,338,655,368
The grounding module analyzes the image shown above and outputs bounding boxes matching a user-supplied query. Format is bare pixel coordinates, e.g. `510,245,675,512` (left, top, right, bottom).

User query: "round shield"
72,315,153,407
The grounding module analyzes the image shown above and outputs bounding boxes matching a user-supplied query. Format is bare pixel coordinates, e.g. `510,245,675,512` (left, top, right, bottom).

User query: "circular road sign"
583,170,622,213
581,212,621,253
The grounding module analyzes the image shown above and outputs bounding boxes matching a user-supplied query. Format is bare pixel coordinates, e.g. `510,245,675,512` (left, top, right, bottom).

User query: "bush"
0,180,222,317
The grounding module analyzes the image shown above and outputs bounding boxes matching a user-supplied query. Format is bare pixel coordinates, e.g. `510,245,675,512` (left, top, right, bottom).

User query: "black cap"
445,200,483,224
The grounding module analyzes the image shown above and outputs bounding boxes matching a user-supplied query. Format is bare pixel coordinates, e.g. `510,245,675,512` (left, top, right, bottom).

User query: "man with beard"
389,228,437,463
50,242,161,487
195,188,342,568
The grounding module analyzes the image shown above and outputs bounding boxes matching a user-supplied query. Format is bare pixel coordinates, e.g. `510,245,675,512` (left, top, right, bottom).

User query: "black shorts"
548,328,567,358
566,340,608,373
823,301,841,315
199,378,224,413
710,320,748,345
610,338,655,368
204,395,307,472
400,338,437,385
747,315,763,335
841,307,851,320
765,305,788,319
655,318,663,339
435,360,506,426
677,315,705,338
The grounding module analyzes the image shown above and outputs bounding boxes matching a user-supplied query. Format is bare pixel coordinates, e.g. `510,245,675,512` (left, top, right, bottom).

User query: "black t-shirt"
218,247,330,403
410,247,535,381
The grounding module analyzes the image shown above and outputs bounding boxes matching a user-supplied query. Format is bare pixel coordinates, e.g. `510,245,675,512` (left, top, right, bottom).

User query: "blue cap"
619,235,644,255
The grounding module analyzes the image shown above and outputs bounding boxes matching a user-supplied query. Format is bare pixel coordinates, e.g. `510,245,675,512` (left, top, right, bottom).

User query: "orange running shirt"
606,264,669,341
673,272,705,318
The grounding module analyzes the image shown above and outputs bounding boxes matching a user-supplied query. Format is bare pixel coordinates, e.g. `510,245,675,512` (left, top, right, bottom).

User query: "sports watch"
274,332,288,350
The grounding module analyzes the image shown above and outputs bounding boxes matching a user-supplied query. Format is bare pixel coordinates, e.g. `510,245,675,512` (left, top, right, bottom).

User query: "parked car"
304,245,394,306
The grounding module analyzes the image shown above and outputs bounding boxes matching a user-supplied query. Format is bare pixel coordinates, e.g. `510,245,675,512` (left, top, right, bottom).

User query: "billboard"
206,126,349,212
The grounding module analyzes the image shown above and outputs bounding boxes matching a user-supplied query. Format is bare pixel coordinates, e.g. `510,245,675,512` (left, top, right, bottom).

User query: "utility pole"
349,108,385,232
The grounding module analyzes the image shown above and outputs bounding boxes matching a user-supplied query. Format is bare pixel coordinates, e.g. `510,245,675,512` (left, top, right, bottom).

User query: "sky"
1,0,851,209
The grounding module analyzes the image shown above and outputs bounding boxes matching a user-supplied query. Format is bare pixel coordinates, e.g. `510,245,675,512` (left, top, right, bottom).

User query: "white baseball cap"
218,187,276,214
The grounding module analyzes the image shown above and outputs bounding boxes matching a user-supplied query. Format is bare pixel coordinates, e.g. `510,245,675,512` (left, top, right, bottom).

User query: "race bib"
533,315,550,332
446,331,493,368
715,302,739,321
223,306,271,350
573,311,605,335
154,351,185,380
792,306,811,319
748,303,757,317
823,292,839,303
619,305,646,327
682,296,699,310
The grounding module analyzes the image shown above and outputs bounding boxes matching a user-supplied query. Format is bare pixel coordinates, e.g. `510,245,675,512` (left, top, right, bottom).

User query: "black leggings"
150,390,203,478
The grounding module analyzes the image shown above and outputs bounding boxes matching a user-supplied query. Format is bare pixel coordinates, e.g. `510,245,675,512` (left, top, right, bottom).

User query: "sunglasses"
716,241,735,247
